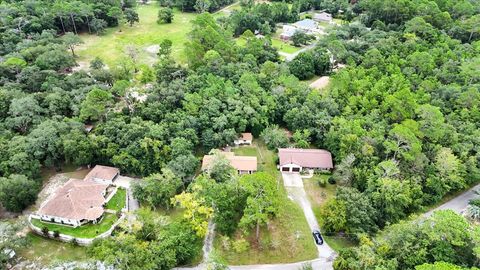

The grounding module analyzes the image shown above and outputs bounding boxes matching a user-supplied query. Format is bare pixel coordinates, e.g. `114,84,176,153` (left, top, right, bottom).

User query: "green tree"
79,88,114,122
239,172,280,241
62,32,83,57
124,8,139,27
158,8,174,24
132,168,182,210
0,174,39,212
260,125,289,150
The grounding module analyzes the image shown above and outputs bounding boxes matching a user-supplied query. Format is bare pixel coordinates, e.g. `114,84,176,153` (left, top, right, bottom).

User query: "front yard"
31,213,118,239
215,141,318,264
303,175,355,251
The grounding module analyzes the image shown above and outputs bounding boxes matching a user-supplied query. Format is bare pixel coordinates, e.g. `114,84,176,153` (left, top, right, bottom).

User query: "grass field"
303,175,355,251
77,4,197,66
31,213,118,239
18,233,88,265
106,188,127,212
216,141,317,264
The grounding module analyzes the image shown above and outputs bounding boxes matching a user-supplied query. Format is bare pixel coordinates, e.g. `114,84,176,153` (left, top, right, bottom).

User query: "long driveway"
424,183,480,217
282,173,336,262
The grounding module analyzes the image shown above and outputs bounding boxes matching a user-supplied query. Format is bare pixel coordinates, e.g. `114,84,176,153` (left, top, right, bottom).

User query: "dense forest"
1,0,480,269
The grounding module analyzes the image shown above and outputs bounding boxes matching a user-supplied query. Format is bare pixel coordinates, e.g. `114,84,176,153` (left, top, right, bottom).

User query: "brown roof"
239,133,253,141
85,165,119,182
278,148,333,169
38,179,108,221
202,152,257,171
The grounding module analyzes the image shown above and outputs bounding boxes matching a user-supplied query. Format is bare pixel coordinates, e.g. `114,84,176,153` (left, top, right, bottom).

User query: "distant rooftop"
278,148,333,169
293,19,318,30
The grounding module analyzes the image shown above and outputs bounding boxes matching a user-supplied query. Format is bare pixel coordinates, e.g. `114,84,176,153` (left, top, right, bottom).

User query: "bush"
158,8,174,24
317,177,327,187
328,176,336,185
232,238,250,253
41,226,49,236
53,230,60,238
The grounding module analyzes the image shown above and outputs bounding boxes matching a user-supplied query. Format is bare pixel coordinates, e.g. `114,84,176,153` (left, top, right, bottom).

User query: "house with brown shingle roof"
37,179,109,227
202,151,257,175
84,165,119,184
35,165,120,227
278,148,333,173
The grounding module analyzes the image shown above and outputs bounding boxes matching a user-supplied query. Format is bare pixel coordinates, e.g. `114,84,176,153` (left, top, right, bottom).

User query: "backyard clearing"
77,4,198,67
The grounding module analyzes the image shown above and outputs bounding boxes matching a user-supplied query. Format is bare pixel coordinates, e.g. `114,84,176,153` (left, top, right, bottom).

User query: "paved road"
282,173,336,262
424,183,480,217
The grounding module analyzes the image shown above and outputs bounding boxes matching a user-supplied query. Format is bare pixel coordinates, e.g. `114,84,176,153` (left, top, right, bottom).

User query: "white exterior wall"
39,215,81,227
280,163,302,173
234,139,252,145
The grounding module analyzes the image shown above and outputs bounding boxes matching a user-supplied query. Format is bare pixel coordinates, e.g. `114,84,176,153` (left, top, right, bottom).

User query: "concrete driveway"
282,173,304,187
282,173,335,261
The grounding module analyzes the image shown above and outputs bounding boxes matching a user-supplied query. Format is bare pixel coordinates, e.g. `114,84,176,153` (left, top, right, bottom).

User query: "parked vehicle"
312,230,324,245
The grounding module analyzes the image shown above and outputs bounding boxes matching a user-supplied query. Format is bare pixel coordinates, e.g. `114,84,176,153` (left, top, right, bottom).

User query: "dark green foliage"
158,8,174,24
0,175,39,212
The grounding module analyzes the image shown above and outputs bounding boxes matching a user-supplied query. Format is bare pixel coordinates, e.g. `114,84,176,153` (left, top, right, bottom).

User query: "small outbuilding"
234,133,253,146
313,12,333,23
278,148,333,173
202,152,257,175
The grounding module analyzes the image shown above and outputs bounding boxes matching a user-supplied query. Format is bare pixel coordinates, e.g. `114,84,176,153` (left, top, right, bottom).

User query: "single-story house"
202,152,257,175
278,148,333,173
313,12,333,23
293,19,319,33
234,133,253,146
37,179,109,227
85,165,120,185
280,25,298,40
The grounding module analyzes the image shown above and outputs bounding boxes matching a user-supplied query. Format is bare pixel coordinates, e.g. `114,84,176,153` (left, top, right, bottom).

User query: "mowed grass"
105,188,127,211
303,175,355,251
18,232,88,265
31,213,118,239
77,4,198,66
216,141,317,264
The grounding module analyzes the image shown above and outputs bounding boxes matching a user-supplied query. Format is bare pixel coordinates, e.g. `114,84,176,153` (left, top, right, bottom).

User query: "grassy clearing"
303,175,355,251
106,188,127,211
271,38,302,54
216,140,317,264
18,232,88,265
77,4,197,66
31,213,118,239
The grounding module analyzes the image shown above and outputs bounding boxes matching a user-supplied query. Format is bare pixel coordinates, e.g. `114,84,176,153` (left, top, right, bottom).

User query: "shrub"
41,226,49,236
328,176,336,185
317,177,327,187
232,238,250,253
53,230,60,238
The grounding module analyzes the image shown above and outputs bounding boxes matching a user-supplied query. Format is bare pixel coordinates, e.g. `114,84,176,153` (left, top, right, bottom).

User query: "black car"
312,230,324,245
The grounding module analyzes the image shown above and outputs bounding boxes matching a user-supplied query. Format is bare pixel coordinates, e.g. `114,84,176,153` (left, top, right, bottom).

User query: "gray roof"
314,12,332,21
293,19,317,30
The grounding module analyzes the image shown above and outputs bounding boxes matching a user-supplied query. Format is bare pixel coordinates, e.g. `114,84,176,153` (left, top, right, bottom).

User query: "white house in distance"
280,19,321,40
313,11,333,23
278,148,333,173
234,132,253,146
35,165,120,227
202,152,257,175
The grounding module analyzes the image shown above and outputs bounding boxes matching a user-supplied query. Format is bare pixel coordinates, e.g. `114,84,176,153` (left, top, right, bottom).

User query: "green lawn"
271,38,302,54
18,233,88,265
31,213,118,239
106,188,127,212
77,4,198,66
216,140,317,264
